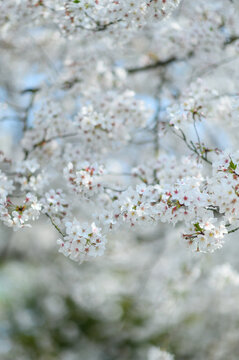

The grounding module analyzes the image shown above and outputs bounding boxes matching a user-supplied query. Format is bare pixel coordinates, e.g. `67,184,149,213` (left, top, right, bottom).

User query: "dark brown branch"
24,132,77,160
22,89,39,132
127,56,178,74
228,226,239,234
127,34,239,74
224,35,239,46
76,18,122,32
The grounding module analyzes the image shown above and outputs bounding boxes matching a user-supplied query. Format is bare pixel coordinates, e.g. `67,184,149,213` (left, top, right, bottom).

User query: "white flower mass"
1,0,239,359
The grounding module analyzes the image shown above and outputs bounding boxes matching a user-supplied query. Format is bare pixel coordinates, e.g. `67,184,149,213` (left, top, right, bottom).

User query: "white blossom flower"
57,219,107,262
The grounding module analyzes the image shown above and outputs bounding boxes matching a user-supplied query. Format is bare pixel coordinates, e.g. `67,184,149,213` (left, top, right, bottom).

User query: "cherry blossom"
0,0,239,264
57,219,107,262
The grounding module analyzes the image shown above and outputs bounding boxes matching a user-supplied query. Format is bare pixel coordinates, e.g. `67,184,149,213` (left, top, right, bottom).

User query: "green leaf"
229,159,237,171
194,222,204,233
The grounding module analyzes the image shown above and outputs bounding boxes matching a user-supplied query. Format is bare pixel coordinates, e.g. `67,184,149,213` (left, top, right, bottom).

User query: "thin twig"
171,126,212,165
228,226,239,234
45,213,65,237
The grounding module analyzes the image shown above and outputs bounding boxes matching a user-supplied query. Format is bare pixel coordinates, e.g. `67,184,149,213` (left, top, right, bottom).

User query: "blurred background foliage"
1,219,239,360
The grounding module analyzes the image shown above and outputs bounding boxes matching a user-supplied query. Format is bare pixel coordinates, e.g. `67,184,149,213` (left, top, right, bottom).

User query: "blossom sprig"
57,219,107,263
169,125,214,165
0,193,41,231
167,80,217,127
15,159,48,193
64,161,104,197
183,220,228,253
40,189,71,226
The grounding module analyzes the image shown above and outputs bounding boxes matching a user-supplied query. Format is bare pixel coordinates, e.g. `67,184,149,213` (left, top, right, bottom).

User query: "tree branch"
127,56,178,73
127,34,239,74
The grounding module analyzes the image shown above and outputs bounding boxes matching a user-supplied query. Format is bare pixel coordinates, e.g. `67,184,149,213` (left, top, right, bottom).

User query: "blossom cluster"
64,161,104,197
40,188,70,222
98,149,239,253
21,91,149,161
167,80,218,130
0,193,41,231
75,90,149,151
62,0,182,34
0,0,181,38
132,155,203,186
3,141,239,258
21,100,76,153
15,159,48,193
57,219,107,263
